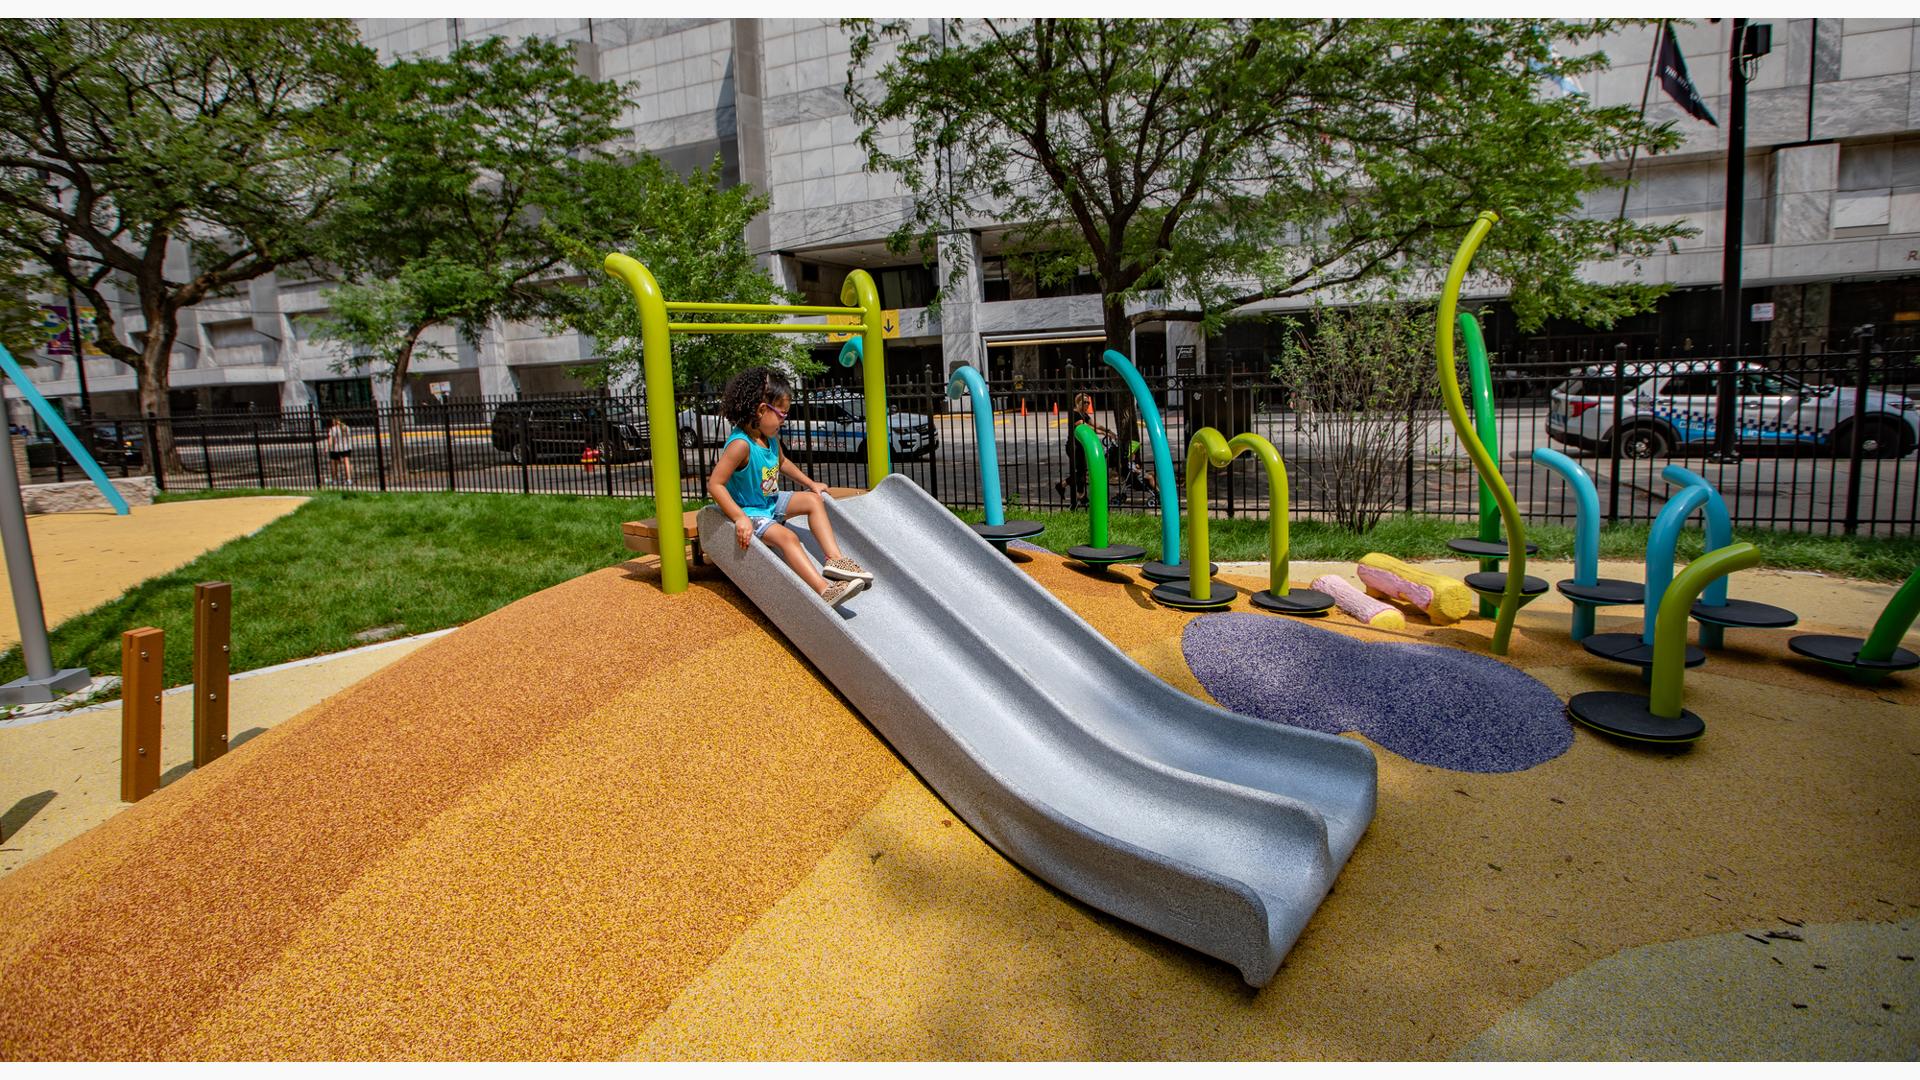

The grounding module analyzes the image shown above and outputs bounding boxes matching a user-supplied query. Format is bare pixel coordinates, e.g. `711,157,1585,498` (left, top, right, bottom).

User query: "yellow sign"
825,310,901,343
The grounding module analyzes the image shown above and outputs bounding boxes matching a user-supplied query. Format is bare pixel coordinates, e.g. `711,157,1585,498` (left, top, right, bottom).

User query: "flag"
1655,23,1717,126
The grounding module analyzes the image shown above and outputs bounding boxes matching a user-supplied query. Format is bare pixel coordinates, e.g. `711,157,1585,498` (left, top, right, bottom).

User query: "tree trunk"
385,325,426,481
138,328,183,478
1102,294,1140,459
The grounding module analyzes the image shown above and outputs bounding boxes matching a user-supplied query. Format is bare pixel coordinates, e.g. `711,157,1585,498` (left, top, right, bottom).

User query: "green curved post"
840,269,890,484
1184,428,1232,603
603,253,684,594
1437,211,1528,655
1459,312,1500,545
1100,349,1179,565
1649,543,1761,718
1857,566,1920,678
1073,423,1110,549
1227,432,1294,599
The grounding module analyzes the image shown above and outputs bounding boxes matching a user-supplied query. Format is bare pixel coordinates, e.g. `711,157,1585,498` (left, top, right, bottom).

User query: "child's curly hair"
720,366,794,433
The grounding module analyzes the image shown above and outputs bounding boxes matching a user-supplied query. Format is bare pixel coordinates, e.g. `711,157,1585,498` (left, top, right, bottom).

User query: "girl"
707,367,873,608
1055,392,1112,510
324,416,353,487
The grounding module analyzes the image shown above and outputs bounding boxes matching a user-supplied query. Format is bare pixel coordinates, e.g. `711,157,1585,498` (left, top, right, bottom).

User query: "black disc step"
1582,631,1706,669
1558,578,1645,606
1786,634,1920,673
1566,691,1704,743
1140,560,1219,583
1448,537,1541,559
1465,571,1550,597
1250,588,1334,616
1690,597,1799,630
1150,578,1240,611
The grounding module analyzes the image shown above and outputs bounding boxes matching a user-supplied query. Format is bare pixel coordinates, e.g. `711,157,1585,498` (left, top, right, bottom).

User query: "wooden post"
192,582,231,768
120,627,163,802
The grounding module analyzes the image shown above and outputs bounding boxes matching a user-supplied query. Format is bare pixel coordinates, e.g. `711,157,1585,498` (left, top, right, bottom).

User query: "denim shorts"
748,490,796,538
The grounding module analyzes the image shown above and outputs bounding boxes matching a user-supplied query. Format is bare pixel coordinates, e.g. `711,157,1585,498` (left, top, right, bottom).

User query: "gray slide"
698,474,1376,987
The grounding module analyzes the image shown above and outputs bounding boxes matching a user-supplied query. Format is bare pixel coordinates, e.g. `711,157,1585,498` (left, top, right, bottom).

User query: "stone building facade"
14,18,1920,421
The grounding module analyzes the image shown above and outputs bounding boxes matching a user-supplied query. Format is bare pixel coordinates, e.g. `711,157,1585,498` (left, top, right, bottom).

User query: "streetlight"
1713,19,1772,463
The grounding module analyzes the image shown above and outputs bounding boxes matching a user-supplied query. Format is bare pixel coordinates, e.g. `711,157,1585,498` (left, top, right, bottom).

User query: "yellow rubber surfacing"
0,549,1914,1059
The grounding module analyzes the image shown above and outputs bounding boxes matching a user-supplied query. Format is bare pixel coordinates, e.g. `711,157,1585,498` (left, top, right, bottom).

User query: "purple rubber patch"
1183,612,1570,773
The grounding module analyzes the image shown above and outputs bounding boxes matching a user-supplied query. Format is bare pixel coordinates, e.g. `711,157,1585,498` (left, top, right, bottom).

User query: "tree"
310,36,631,476
1269,301,1439,533
0,18,377,469
846,18,1690,369
544,155,816,398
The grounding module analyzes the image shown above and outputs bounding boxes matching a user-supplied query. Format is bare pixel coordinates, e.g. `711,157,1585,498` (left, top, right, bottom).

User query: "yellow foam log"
1356,553,1476,625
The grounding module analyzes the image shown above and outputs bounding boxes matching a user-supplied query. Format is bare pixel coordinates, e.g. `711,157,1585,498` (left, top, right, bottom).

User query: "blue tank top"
724,429,782,517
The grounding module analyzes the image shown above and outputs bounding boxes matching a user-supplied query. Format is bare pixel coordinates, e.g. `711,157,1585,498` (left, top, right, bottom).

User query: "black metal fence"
33,338,1920,537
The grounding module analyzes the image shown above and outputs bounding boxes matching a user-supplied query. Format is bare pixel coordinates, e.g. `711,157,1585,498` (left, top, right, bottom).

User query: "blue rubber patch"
1183,613,1571,773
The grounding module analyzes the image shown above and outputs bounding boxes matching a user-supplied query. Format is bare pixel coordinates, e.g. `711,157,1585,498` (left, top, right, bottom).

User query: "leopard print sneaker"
822,556,874,583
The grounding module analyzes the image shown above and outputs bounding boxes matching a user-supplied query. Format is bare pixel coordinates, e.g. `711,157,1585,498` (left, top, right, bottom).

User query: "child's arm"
706,441,758,548
779,455,828,493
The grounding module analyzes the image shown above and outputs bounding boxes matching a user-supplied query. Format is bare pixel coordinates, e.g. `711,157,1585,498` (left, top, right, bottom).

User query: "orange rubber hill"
0,549,1915,1060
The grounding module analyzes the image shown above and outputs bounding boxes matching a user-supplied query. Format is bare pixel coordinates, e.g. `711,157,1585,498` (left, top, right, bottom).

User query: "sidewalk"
0,630,442,875
0,497,308,651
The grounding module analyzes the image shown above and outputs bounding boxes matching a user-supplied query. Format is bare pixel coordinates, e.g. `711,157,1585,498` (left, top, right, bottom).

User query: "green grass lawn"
3,489,1911,702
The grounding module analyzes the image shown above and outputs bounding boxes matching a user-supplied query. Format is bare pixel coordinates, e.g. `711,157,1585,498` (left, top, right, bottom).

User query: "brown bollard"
193,582,231,768
121,627,163,802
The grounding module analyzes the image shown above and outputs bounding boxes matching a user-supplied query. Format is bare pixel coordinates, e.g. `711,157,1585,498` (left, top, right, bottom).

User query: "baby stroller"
1102,432,1159,509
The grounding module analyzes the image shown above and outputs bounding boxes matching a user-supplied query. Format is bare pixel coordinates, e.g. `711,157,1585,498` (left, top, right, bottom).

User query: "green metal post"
1436,211,1529,655
603,253,686,594
1073,423,1110,549
1460,311,1501,617
1856,566,1920,679
1648,543,1760,718
841,269,890,484
1184,428,1231,603
1227,432,1293,599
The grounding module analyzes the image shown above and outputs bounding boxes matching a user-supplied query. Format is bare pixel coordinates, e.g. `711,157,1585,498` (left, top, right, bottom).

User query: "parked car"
27,420,145,468
675,398,730,447
784,391,937,461
1547,360,1920,460
490,399,651,465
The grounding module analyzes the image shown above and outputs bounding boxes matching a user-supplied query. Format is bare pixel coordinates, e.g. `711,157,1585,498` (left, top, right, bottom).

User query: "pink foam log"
1313,574,1406,631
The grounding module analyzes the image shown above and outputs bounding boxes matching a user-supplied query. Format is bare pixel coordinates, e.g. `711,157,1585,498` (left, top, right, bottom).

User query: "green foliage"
310,35,630,387
845,18,1688,340
545,155,817,395
0,19,377,386
1270,301,1439,532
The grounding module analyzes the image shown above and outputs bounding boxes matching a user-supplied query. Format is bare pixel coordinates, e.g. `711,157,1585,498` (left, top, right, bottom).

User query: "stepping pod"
946,364,1044,554
1787,566,1920,684
1151,428,1330,615
1064,423,1145,569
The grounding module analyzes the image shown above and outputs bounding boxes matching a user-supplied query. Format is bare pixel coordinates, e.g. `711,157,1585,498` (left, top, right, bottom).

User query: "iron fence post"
518,408,530,494
199,419,214,489
252,421,265,488
372,407,388,492
1843,324,1875,535
1607,344,1626,524
145,411,165,491
307,408,323,489
442,404,455,492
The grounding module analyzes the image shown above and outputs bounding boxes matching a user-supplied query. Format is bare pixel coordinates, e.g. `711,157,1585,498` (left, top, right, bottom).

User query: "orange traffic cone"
1052,401,1059,417
1020,398,1027,417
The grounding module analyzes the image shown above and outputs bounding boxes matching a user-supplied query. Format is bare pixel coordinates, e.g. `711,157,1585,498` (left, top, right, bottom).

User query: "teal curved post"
0,344,129,515
1101,350,1179,566
1661,464,1735,647
1643,484,1712,646
1073,424,1111,549
947,364,1004,527
1649,543,1760,718
1531,448,1600,641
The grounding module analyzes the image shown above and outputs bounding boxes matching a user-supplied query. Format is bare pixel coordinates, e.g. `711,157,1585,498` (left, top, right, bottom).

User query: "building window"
800,262,821,283
982,256,1010,302
873,265,935,309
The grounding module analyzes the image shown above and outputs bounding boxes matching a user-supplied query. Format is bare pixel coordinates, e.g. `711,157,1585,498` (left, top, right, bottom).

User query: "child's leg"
783,491,844,562
761,523,830,593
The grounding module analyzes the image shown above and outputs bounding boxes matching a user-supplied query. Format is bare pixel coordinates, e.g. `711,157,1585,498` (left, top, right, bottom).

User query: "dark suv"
490,399,651,465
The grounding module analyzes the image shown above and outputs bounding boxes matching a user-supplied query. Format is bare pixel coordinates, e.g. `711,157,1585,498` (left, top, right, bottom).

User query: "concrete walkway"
0,497,308,652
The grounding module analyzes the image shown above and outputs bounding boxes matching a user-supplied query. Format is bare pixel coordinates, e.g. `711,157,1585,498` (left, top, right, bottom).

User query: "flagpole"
1614,20,1665,247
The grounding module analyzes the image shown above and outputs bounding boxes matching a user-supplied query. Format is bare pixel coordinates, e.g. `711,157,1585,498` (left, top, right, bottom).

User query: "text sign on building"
1750,302,1775,322
1175,345,1197,362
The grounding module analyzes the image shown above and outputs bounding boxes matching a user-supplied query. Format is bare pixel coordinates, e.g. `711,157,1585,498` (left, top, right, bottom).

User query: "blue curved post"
1661,464,1734,647
946,364,1004,527
0,344,129,515
1644,484,1712,645
1101,350,1180,567
1531,448,1601,641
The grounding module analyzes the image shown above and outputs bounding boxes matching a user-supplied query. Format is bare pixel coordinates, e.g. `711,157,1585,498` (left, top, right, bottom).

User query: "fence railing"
30,339,1920,537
